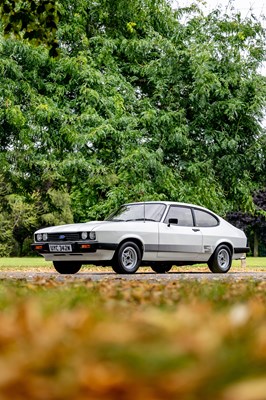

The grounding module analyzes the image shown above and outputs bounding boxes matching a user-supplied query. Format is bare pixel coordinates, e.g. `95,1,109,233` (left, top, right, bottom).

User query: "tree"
0,0,60,55
0,188,74,256
0,0,266,255
115,5,266,211
227,189,266,256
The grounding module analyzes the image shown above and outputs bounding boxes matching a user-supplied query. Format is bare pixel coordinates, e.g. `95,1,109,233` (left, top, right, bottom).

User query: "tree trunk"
254,230,259,257
18,240,23,257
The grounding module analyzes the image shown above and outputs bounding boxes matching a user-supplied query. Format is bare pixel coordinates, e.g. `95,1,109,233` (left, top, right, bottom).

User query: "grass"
0,257,265,399
0,256,52,269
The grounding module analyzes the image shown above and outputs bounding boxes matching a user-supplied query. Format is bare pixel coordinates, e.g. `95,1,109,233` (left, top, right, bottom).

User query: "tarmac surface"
0,270,265,282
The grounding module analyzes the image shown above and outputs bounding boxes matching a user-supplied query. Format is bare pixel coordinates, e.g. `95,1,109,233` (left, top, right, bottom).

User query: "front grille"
47,233,80,242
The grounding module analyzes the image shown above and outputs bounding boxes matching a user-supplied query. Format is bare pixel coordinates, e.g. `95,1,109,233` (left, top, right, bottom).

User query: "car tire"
208,245,232,273
151,264,172,273
53,261,82,274
113,241,141,274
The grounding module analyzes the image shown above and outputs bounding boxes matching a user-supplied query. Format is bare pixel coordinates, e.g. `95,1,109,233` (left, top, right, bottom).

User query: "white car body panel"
157,224,204,261
199,219,247,260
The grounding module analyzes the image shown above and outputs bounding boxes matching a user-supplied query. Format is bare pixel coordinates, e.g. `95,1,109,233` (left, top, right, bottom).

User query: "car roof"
124,201,217,214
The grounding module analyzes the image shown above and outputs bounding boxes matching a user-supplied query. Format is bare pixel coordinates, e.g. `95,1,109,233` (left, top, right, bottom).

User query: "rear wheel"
53,261,82,274
112,241,141,274
208,245,232,273
151,264,172,273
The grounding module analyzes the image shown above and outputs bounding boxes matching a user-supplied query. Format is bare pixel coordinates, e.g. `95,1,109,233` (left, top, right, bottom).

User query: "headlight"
36,233,43,242
43,233,48,241
81,232,88,240
89,231,96,240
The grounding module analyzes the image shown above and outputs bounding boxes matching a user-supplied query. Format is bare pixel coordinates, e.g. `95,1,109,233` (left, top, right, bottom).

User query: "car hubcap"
217,249,230,270
121,247,138,271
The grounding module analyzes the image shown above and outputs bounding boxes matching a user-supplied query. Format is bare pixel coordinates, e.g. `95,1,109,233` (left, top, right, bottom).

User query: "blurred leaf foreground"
0,278,265,400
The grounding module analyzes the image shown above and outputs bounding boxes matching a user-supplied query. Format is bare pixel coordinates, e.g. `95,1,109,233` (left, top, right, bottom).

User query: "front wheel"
53,261,82,274
208,245,232,273
112,241,141,274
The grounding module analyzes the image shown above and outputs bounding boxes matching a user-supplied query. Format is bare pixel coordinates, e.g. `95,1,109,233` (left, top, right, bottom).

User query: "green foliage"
0,0,60,55
0,213,13,256
0,0,266,254
42,189,74,226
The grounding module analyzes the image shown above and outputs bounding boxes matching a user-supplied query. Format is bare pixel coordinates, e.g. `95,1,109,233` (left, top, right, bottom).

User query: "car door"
158,205,203,261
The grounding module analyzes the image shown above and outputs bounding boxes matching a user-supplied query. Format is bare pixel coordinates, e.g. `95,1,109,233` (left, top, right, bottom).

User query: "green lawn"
0,256,52,269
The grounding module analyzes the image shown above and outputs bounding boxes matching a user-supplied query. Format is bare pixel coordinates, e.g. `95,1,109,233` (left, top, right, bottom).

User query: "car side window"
164,206,193,227
194,209,219,227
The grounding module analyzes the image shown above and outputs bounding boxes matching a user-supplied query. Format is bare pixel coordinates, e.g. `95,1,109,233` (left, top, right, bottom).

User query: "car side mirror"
168,218,178,227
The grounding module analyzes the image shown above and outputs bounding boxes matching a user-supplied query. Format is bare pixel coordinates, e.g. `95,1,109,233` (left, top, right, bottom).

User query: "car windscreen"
106,203,166,222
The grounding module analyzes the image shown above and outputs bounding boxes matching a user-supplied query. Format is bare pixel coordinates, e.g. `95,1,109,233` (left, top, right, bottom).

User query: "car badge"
59,235,65,240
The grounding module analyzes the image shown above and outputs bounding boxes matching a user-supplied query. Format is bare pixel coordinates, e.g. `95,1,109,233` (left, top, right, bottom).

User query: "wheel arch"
113,237,144,259
218,241,233,254
208,241,234,262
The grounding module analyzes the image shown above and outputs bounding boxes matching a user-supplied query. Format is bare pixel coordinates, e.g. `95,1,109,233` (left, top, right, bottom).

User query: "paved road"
0,270,265,282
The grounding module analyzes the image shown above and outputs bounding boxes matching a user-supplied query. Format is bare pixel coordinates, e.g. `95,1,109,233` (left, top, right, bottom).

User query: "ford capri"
31,201,249,274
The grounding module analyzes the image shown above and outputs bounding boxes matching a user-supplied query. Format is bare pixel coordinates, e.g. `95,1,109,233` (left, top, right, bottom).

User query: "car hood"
35,221,109,234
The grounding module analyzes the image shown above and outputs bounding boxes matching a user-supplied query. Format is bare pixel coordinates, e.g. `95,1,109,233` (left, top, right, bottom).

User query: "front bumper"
31,241,117,254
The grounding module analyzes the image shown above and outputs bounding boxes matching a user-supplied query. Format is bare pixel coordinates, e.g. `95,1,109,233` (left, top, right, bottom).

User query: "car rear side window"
194,209,219,227
164,206,193,226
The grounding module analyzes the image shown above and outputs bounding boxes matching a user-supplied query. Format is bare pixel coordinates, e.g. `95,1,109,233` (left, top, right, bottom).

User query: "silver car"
32,201,249,274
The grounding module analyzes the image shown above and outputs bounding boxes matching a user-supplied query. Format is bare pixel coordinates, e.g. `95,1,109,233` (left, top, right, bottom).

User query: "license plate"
49,244,72,252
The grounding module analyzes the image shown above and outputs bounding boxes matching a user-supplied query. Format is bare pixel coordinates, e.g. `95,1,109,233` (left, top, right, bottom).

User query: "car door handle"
192,228,200,232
